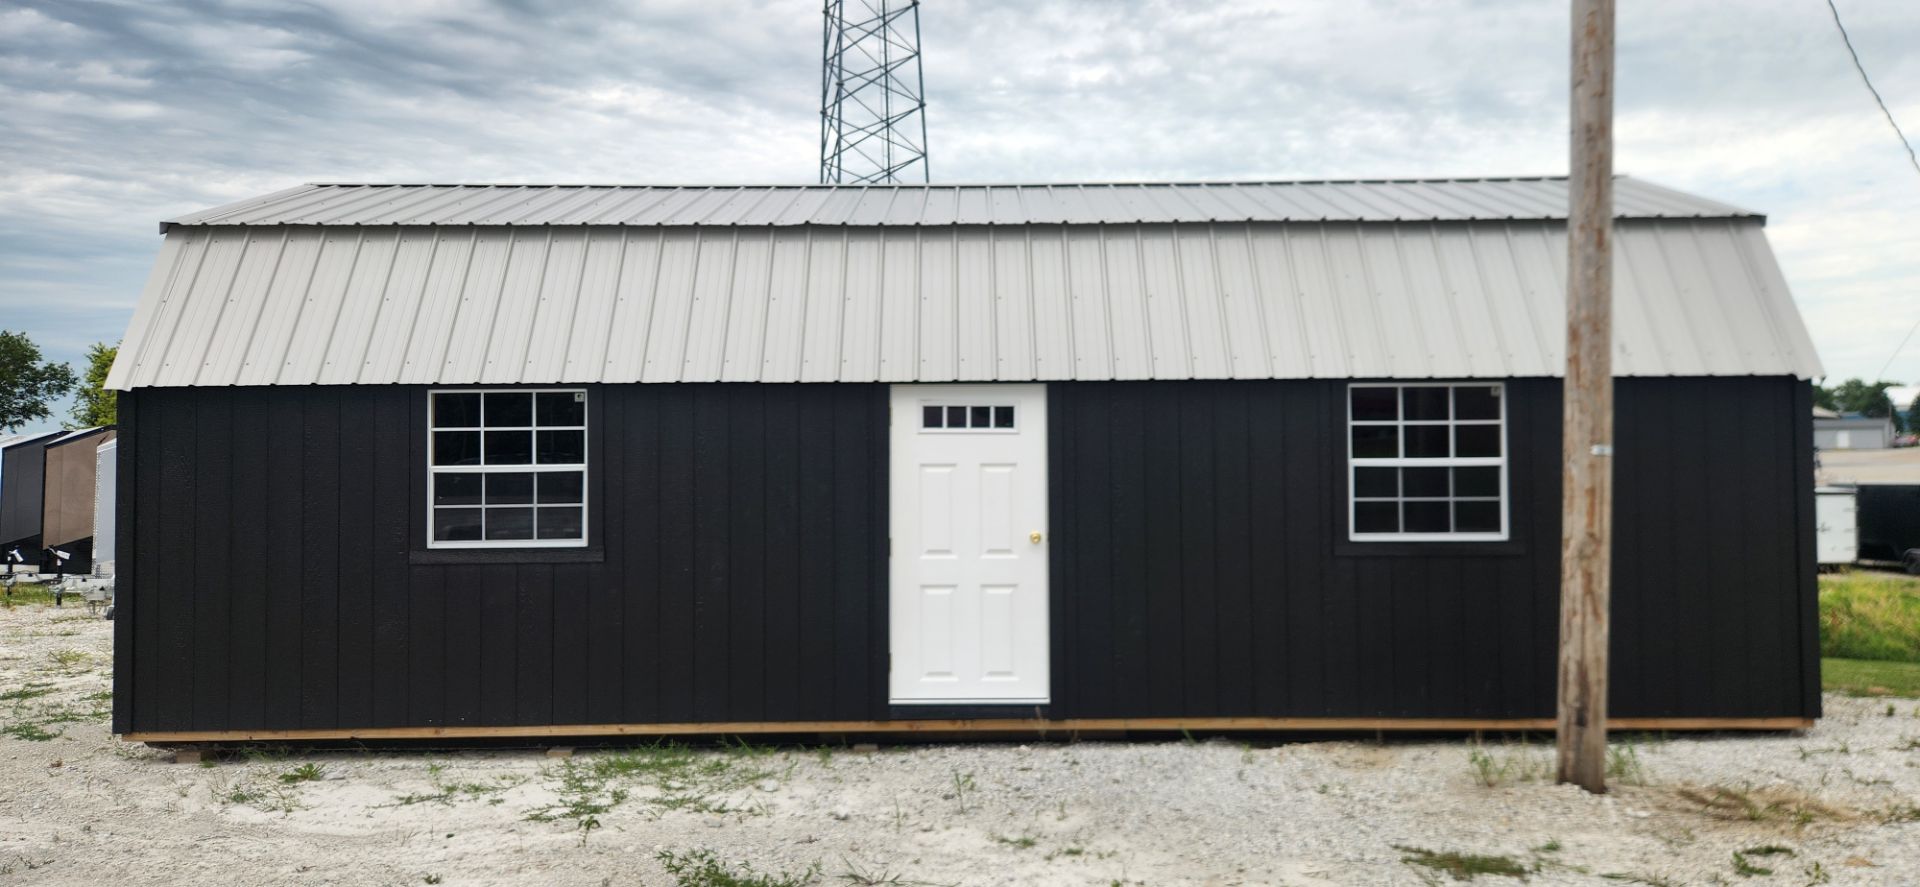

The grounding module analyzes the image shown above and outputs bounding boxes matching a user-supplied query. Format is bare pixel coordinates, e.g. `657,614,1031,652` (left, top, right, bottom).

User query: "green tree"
69,341,118,428
1812,383,1839,411
1826,378,1900,418
0,330,77,432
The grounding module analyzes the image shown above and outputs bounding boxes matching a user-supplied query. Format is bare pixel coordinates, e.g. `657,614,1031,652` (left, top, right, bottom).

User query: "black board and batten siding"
112,377,1817,735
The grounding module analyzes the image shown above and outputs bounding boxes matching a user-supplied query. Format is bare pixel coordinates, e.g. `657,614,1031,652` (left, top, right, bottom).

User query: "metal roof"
109,213,1822,389
159,177,1758,231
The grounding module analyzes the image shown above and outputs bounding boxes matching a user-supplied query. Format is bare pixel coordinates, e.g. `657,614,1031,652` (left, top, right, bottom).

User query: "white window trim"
427,388,589,550
1346,381,1510,543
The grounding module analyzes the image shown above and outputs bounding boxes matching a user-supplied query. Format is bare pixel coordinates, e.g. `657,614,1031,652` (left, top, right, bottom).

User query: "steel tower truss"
820,0,929,184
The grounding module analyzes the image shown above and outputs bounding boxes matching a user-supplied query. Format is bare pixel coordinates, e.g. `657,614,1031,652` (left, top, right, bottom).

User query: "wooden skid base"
122,716,1811,743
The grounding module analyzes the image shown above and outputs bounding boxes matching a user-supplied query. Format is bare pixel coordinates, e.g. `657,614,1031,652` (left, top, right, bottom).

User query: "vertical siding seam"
704,228,741,382
1724,224,1792,369
832,229,850,382
309,229,368,383
1238,224,1277,378
788,228,815,381
1387,226,1436,374
1203,226,1237,378
870,228,886,381
752,229,777,377
512,227,556,382
987,227,1001,380
186,228,256,385
1617,227,1674,373
546,227,594,383
1426,223,1476,376
429,229,481,379
468,227,525,383
1055,228,1080,378
1132,226,1156,378
1459,226,1513,377
591,227,632,381
1024,227,1042,380
137,229,215,387
1503,223,1554,373
1094,226,1116,379
1693,222,1764,370
1275,226,1314,376
1313,224,1356,377
230,229,291,385
949,227,960,381
634,229,669,381
1349,223,1396,378
909,228,923,379
1167,225,1196,378
268,230,334,385
349,228,406,384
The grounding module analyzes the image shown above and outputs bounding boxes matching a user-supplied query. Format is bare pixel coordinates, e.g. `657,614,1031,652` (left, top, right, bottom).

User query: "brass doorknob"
1029,531,1043,544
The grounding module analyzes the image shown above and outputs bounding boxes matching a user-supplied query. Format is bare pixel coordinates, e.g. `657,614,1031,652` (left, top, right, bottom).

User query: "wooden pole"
1558,0,1615,793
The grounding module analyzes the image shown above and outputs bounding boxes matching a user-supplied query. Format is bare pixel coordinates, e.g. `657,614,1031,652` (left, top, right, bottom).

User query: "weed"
656,848,819,887
837,858,944,886
1675,785,1844,825
0,683,54,702
279,763,326,784
386,771,522,807
424,876,443,885
1397,846,1531,881
525,741,784,833
1532,840,1562,854
1731,845,1793,877
992,834,1038,850
1878,803,1920,823
48,649,90,670
3,722,59,741
1607,743,1649,786
1598,875,1679,887
1466,739,1546,788
949,770,976,814
1804,861,1831,884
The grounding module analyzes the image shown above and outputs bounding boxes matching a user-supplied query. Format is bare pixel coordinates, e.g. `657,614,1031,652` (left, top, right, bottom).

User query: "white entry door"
889,384,1050,704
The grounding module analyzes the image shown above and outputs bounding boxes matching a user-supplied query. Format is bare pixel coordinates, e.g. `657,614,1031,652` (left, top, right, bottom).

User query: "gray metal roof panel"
109,215,1822,388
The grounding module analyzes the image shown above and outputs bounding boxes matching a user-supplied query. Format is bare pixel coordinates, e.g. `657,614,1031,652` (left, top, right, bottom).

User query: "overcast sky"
2,0,1916,430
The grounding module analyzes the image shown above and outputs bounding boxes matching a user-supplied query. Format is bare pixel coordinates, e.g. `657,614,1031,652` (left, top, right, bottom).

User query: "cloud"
1,0,1917,430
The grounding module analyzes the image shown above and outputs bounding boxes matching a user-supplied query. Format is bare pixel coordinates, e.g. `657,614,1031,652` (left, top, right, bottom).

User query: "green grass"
655,849,819,887
1822,657,1920,697
1,582,61,607
1820,572,1920,662
1397,846,1531,881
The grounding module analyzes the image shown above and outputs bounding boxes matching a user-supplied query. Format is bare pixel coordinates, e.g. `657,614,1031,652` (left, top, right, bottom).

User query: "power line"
1823,0,1920,177
1876,316,1919,382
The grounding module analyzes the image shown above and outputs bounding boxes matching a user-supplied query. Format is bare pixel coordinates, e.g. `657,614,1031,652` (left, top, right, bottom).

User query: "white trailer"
1815,485,1858,567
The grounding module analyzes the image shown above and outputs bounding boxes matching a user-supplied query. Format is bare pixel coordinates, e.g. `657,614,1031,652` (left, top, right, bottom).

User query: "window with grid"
428,390,587,548
1347,383,1507,541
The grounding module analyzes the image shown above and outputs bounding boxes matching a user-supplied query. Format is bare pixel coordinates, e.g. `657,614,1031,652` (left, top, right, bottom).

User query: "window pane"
1404,467,1449,498
1454,466,1500,498
1455,501,1501,533
923,405,943,428
1355,501,1399,534
1354,467,1398,498
434,507,483,541
970,405,990,428
1404,387,1449,420
1404,500,1450,533
946,406,967,428
433,430,481,466
434,473,482,506
1405,425,1449,458
1351,387,1397,421
537,391,585,427
485,430,532,464
432,393,480,428
537,506,584,540
1455,424,1501,458
1351,425,1398,458
485,472,534,505
1454,385,1500,420
993,406,1014,428
536,430,585,464
537,471,584,504
486,507,534,540
485,392,533,427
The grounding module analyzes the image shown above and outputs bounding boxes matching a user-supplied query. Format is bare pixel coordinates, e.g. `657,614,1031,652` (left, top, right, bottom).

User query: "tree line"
0,331,116,432
1818,378,1917,433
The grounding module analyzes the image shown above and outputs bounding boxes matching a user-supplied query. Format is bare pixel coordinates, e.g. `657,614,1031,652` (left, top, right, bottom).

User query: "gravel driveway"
3,601,1917,886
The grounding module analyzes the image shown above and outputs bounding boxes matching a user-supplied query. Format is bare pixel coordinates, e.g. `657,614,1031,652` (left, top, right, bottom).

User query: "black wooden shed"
107,178,1824,741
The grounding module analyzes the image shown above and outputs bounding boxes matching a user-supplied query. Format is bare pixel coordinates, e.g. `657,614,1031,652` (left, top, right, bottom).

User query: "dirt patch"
4,603,1920,885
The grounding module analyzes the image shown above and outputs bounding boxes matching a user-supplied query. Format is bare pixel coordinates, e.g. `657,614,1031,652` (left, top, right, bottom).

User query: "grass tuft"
656,848,819,887
1822,658,1920,697
1397,845,1531,881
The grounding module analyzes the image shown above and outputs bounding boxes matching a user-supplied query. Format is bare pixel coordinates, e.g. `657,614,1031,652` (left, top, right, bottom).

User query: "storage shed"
107,177,1824,742
40,426,116,575
1,429,68,571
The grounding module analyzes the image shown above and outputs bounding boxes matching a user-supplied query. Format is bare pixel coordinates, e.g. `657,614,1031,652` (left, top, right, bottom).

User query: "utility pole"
1558,0,1615,793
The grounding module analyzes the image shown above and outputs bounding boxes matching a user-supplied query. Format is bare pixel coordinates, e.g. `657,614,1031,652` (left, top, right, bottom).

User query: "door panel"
890,384,1049,703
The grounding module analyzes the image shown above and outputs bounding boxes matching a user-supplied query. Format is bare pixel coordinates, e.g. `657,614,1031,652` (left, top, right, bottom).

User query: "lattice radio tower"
820,0,929,184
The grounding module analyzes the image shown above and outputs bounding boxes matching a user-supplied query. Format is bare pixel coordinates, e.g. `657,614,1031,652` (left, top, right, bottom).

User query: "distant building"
1815,410,1894,450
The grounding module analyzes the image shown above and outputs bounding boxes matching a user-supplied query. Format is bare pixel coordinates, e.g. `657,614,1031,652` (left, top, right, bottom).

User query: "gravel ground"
4,601,1919,886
